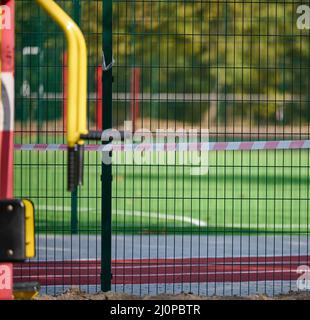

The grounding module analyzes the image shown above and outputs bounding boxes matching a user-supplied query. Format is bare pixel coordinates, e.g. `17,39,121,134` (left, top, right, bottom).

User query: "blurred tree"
15,0,310,125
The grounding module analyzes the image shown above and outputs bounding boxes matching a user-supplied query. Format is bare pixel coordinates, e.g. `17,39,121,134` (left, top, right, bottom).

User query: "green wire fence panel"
15,0,310,297
14,0,103,295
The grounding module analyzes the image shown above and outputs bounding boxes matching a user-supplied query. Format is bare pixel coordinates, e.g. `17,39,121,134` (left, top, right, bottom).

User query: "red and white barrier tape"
13,139,310,152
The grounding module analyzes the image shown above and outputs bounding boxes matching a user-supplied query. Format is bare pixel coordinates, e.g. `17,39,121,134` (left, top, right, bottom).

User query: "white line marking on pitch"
113,209,207,227
37,206,310,229
37,205,207,227
207,223,310,229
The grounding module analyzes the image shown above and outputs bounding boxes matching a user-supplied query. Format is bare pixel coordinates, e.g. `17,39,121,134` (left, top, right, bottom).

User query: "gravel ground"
35,288,310,300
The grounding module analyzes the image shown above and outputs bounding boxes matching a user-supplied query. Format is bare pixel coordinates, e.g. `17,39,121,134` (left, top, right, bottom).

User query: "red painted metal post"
0,0,15,300
130,67,140,132
96,65,102,131
0,263,13,299
0,0,14,199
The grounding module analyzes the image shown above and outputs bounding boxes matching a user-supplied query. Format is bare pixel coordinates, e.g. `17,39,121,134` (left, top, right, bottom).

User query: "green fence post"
70,0,81,235
101,0,113,292
37,15,44,143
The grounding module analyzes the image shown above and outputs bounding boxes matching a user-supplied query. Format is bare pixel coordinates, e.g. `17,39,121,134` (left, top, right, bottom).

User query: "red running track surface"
13,256,310,286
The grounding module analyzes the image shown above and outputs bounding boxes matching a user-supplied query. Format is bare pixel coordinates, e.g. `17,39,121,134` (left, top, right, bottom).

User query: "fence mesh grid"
13,0,310,296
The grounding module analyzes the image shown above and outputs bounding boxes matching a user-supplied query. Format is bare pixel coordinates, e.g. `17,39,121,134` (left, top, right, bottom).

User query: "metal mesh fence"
14,0,103,294
14,0,310,296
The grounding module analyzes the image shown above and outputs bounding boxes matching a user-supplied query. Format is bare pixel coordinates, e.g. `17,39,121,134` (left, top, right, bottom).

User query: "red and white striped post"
0,0,15,300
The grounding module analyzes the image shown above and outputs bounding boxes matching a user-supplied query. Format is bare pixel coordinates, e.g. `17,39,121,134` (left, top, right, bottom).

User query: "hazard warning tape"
13,139,310,152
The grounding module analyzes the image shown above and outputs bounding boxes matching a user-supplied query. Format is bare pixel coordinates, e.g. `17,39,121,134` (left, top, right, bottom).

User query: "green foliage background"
14,0,310,126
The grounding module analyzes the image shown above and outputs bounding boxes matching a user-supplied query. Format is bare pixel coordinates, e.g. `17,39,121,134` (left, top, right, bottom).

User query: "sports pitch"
14,147,310,235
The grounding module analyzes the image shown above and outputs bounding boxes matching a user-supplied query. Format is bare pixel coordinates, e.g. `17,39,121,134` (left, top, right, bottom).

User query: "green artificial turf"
14,147,310,235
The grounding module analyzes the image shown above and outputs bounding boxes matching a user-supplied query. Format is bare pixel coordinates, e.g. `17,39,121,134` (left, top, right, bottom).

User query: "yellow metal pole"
35,0,88,147
75,27,88,139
